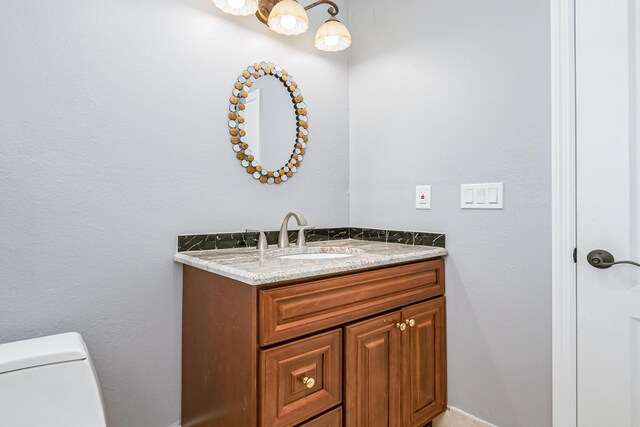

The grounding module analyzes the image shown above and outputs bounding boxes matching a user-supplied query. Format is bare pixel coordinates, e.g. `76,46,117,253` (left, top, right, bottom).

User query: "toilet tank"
0,332,107,427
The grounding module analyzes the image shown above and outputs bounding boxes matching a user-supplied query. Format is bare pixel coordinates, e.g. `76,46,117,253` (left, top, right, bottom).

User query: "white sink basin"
266,246,364,261
278,253,355,260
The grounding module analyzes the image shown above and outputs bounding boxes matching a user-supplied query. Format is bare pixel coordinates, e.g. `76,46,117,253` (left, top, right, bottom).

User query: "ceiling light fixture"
213,0,351,52
314,16,351,51
213,0,258,16
267,0,309,35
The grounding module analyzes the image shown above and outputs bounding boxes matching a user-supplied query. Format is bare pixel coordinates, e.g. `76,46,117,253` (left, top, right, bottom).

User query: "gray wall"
348,0,551,426
1,0,552,426
0,1,349,426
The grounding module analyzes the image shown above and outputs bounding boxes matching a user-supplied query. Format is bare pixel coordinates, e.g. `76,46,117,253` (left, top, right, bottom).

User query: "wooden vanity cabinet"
181,257,446,427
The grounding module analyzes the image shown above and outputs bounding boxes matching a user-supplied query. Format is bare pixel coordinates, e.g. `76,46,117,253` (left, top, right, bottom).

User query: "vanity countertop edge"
174,239,448,286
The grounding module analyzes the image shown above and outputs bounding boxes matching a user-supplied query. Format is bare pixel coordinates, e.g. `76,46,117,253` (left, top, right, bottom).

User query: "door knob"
586,249,640,269
396,322,407,331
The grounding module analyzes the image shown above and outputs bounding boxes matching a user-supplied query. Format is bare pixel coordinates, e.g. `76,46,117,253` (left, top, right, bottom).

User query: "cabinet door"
345,312,402,427
400,297,447,427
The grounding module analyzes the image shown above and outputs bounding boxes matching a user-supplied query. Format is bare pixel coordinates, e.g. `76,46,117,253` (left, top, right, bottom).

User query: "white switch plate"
415,185,431,209
461,183,504,209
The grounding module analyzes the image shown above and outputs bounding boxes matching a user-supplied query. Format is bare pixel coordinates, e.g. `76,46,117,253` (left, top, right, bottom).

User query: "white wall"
0,1,349,426
348,0,551,426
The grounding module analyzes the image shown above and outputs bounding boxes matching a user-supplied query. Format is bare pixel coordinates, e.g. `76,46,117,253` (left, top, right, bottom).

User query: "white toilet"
0,332,107,426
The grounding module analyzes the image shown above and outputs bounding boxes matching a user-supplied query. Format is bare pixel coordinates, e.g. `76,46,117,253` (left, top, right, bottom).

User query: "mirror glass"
243,77,297,171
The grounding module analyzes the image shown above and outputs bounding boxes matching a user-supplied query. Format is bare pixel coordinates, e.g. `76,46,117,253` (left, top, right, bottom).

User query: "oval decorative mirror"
228,61,308,184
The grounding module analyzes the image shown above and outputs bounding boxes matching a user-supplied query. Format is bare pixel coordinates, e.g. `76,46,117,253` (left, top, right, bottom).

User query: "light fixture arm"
302,0,339,18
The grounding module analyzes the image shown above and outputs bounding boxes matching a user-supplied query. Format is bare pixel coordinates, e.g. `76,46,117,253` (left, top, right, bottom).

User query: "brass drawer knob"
396,322,407,331
303,377,315,388
406,319,416,327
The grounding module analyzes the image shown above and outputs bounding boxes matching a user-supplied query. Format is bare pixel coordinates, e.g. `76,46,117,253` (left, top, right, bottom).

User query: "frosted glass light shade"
315,19,351,51
268,0,309,35
213,0,258,16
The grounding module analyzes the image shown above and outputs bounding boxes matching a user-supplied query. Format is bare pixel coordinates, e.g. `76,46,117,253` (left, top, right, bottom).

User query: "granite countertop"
174,239,447,286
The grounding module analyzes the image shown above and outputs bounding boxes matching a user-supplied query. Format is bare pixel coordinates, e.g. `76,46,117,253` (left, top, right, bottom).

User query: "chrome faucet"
278,212,309,248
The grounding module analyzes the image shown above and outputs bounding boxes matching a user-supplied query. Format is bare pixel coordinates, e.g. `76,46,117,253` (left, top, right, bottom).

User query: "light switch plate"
415,185,431,210
461,183,504,209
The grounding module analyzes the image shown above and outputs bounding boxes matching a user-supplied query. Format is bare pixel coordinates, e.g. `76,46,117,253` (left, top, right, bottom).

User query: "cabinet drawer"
299,407,342,427
261,330,342,427
260,259,444,345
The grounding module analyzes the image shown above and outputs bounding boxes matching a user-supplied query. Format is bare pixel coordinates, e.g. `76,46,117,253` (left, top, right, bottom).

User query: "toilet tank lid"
0,332,88,374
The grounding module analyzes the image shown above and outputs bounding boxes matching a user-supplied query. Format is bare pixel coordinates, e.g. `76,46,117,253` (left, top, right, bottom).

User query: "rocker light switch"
464,189,474,204
487,187,499,204
476,188,486,204
461,183,504,209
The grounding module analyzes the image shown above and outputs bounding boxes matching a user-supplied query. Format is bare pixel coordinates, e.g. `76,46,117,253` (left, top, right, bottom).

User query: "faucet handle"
246,229,268,250
297,226,315,248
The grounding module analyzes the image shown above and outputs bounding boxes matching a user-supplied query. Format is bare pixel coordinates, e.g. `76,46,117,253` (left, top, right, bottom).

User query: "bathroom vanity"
176,237,447,427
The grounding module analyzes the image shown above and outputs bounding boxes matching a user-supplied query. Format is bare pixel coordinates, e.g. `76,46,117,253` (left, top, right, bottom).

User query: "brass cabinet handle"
406,319,416,327
302,377,315,388
396,322,407,331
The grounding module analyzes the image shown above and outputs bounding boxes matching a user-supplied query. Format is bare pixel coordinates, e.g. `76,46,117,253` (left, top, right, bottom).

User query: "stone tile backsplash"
177,227,445,252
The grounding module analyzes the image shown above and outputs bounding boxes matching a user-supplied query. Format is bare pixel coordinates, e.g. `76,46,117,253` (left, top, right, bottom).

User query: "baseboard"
169,407,493,427
169,408,492,427
433,406,497,427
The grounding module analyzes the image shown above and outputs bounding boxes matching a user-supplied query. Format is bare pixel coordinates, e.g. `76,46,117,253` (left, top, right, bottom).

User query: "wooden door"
344,311,402,427
400,297,447,427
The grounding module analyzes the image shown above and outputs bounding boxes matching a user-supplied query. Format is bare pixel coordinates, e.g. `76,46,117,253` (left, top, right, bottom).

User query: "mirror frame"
228,61,309,185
